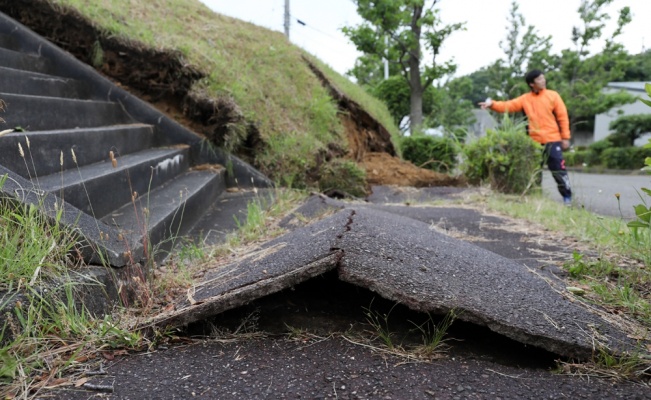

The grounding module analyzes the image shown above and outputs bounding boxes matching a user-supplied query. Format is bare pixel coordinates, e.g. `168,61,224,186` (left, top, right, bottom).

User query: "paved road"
542,170,650,219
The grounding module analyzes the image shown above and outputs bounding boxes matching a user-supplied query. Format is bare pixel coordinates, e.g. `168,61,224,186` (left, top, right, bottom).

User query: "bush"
589,139,612,152
565,150,590,167
601,147,637,169
318,158,367,197
600,146,651,170
461,118,540,194
400,135,459,173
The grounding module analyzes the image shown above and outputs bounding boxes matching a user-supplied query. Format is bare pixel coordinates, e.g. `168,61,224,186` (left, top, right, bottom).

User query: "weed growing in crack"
361,300,457,360
363,301,399,351
410,309,458,356
559,345,651,382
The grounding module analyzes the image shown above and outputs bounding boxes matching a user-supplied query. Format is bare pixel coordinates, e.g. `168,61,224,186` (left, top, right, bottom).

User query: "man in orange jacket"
478,69,572,205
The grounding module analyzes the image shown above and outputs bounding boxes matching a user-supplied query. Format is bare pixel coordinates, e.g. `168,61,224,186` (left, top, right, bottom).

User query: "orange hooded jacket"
489,88,570,144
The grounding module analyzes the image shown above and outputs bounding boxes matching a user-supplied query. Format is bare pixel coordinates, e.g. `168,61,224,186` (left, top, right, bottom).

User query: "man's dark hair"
525,69,543,85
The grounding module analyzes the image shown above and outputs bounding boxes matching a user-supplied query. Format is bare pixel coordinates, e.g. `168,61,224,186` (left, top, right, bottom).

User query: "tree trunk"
408,4,424,134
409,57,423,134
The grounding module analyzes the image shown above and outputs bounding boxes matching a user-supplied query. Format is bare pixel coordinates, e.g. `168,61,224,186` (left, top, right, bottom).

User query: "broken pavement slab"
146,197,637,360
146,210,353,328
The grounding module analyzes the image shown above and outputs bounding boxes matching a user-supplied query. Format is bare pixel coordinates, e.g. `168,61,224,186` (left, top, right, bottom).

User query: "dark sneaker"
563,197,572,206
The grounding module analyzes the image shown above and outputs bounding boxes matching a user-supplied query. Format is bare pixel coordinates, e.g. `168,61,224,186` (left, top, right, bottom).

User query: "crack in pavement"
146,195,640,360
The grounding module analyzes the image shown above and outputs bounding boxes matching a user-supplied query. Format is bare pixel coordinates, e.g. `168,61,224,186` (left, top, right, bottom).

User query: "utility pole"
383,36,389,79
284,0,290,39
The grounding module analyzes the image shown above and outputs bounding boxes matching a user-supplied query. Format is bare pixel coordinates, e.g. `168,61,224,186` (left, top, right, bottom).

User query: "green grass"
1,280,142,398
473,190,651,380
0,174,145,397
480,192,651,258
0,180,77,288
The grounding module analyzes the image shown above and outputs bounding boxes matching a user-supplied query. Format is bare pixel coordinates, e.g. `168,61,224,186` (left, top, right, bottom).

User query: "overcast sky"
199,0,650,78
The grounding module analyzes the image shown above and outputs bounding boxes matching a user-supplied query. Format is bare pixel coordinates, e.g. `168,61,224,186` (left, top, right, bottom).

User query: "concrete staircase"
0,12,272,267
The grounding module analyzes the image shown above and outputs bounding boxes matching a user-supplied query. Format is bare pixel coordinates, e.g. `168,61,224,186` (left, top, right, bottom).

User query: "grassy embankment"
52,0,400,190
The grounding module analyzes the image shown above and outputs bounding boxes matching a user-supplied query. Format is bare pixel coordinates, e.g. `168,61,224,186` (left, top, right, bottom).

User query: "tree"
489,1,552,100
347,53,401,89
622,50,651,82
608,114,651,147
426,76,475,139
544,0,636,133
343,0,464,134
370,74,474,135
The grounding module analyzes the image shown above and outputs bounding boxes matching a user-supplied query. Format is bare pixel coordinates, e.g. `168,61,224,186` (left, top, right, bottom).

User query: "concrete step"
0,93,134,131
0,66,91,98
0,46,55,74
189,189,273,246
0,124,155,179
101,168,226,260
0,33,21,51
37,146,191,219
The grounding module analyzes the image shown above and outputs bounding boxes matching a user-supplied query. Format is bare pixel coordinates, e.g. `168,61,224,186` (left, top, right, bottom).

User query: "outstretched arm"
478,98,493,110
478,96,524,113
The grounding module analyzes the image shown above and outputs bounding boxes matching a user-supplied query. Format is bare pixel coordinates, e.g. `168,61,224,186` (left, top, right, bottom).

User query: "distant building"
594,82,651,146
467,109,496,141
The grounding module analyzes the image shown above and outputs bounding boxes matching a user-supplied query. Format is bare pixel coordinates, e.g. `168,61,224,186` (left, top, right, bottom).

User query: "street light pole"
284,0,290,39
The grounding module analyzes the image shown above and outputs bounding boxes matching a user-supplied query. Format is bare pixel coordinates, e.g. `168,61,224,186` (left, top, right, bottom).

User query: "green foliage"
589,138,612,155
232,198,269,242
626,83,651,244
371,75,412,129
601,147,651,170
343,0,464,132
622,50,651,81
410,310,457,356
564,250,614,278
461,67,493,105
0,179,78,287
370,75,474,134
564,149,590,166
461,117,540,194
400,135,459,173
258,133,317,189
2,280,143,397
426,78,476,134
488,1,552,100
608,114,651,147
469,1,636,132
318,159,367,197
544,1,635,132
90,40,104,68
364,302,398,350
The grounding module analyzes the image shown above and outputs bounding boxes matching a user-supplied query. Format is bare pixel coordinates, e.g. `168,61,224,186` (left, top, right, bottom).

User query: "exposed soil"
1,0,460,191
362,152,465,187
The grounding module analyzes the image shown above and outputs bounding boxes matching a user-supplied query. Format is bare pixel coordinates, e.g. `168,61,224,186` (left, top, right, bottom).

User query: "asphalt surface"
49,185,651,399
542,170,650,218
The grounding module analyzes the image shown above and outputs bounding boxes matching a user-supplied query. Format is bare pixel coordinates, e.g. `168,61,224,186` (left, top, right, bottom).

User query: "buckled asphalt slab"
146,189,637,360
